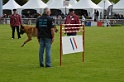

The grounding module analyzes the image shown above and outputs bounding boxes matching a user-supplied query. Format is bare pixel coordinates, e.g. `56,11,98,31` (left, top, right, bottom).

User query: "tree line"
3,0,119,6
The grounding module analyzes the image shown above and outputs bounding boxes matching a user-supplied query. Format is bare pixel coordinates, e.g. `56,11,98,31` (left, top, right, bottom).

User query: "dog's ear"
21,25,24,29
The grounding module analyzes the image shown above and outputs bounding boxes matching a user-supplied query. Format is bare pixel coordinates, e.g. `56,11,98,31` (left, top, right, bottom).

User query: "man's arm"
10,15,12,28
36,28,40,42
75,16,80,29
19,15,22,25
35,18,40,43
75,16,80,31
76,16,80,24
50,18,55,44
51,28,55,44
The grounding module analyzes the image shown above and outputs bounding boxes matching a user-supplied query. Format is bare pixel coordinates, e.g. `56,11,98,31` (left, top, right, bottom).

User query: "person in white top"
82,15,86,25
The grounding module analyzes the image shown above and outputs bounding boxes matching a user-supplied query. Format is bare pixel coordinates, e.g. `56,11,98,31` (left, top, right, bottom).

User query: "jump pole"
82,25,85,62
60,24,62,66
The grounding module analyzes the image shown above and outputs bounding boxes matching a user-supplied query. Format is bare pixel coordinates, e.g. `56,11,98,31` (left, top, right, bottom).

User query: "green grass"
0,24,124,82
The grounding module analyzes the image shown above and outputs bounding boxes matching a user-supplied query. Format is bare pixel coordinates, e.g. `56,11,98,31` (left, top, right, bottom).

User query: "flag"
106,5,113,18
63,0,70,6
0,0,3,17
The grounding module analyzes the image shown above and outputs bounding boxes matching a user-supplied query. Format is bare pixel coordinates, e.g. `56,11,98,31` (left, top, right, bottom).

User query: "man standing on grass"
36,8,55,68
10,9,22,39
64,9,80,36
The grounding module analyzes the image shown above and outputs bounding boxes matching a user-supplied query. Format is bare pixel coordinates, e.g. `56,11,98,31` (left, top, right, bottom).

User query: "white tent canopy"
72,0,101,9
3,0,21,10
71,0,102,19
69,0,77,6
46,0,54,5
97,0,112,9
113,0,124,15
20,0,47,13
113,0,124,9
47,0,71,14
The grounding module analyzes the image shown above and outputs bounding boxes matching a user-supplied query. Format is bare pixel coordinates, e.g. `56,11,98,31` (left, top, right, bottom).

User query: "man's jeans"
39,38,52,67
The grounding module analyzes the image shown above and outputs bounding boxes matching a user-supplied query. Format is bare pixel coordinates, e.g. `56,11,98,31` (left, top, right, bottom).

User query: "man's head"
69,9,75,16
43,8,51,16
13,9,17,14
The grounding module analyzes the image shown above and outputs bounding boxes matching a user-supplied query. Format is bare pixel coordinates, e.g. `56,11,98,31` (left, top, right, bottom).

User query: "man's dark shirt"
36,14,54,39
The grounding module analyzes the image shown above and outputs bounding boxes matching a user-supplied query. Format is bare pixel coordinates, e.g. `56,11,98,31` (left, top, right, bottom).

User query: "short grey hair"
43,8,50,14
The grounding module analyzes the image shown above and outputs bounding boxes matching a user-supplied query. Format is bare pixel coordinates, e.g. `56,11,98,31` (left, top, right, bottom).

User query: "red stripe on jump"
73,37,78,49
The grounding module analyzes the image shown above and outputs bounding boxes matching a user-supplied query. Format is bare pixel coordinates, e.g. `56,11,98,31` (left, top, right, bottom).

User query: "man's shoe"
46,66,53,68
40,66,44,67
46,65,53,68
40,64,44,67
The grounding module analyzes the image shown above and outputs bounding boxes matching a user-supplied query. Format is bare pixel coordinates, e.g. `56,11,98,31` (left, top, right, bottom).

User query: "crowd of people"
113,13,124,19
1,10,124,23
1,9,124,27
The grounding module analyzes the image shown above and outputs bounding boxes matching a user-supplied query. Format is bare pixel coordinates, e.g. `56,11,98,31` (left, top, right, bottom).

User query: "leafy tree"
3,0,119,6
15,0,28,6
92,0,118,4
3,0,28,5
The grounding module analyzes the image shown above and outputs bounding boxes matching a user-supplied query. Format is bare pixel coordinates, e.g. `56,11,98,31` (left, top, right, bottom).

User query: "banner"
62,35,84,54
106,5,113,18
63,0,70,6
0,0,3,17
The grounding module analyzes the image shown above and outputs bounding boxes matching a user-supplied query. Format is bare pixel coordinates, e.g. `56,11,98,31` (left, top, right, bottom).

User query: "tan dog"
20,25,58,47
20,25,37,47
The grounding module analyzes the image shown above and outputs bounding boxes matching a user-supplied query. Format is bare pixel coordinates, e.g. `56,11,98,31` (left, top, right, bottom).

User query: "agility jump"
60,24,85,66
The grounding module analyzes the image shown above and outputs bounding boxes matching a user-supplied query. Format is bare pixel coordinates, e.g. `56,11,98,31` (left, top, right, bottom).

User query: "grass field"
0,24,124,82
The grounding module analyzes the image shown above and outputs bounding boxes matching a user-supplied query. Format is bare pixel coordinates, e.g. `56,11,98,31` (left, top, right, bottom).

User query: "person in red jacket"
64,9,80,36
10,9,22,39
0,14,6,21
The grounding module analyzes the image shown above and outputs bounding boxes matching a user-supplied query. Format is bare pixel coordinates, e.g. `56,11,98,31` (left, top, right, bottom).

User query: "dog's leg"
21,34,32,47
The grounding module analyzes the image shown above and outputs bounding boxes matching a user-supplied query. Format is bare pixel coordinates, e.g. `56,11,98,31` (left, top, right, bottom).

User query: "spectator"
104,16,111,27
64,9,80,36
10,9,21,39
82,14,86,25
94,10,99,21
0,14,6,21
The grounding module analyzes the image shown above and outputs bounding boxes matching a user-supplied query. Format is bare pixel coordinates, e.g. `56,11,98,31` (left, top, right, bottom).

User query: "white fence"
1,18,124,26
